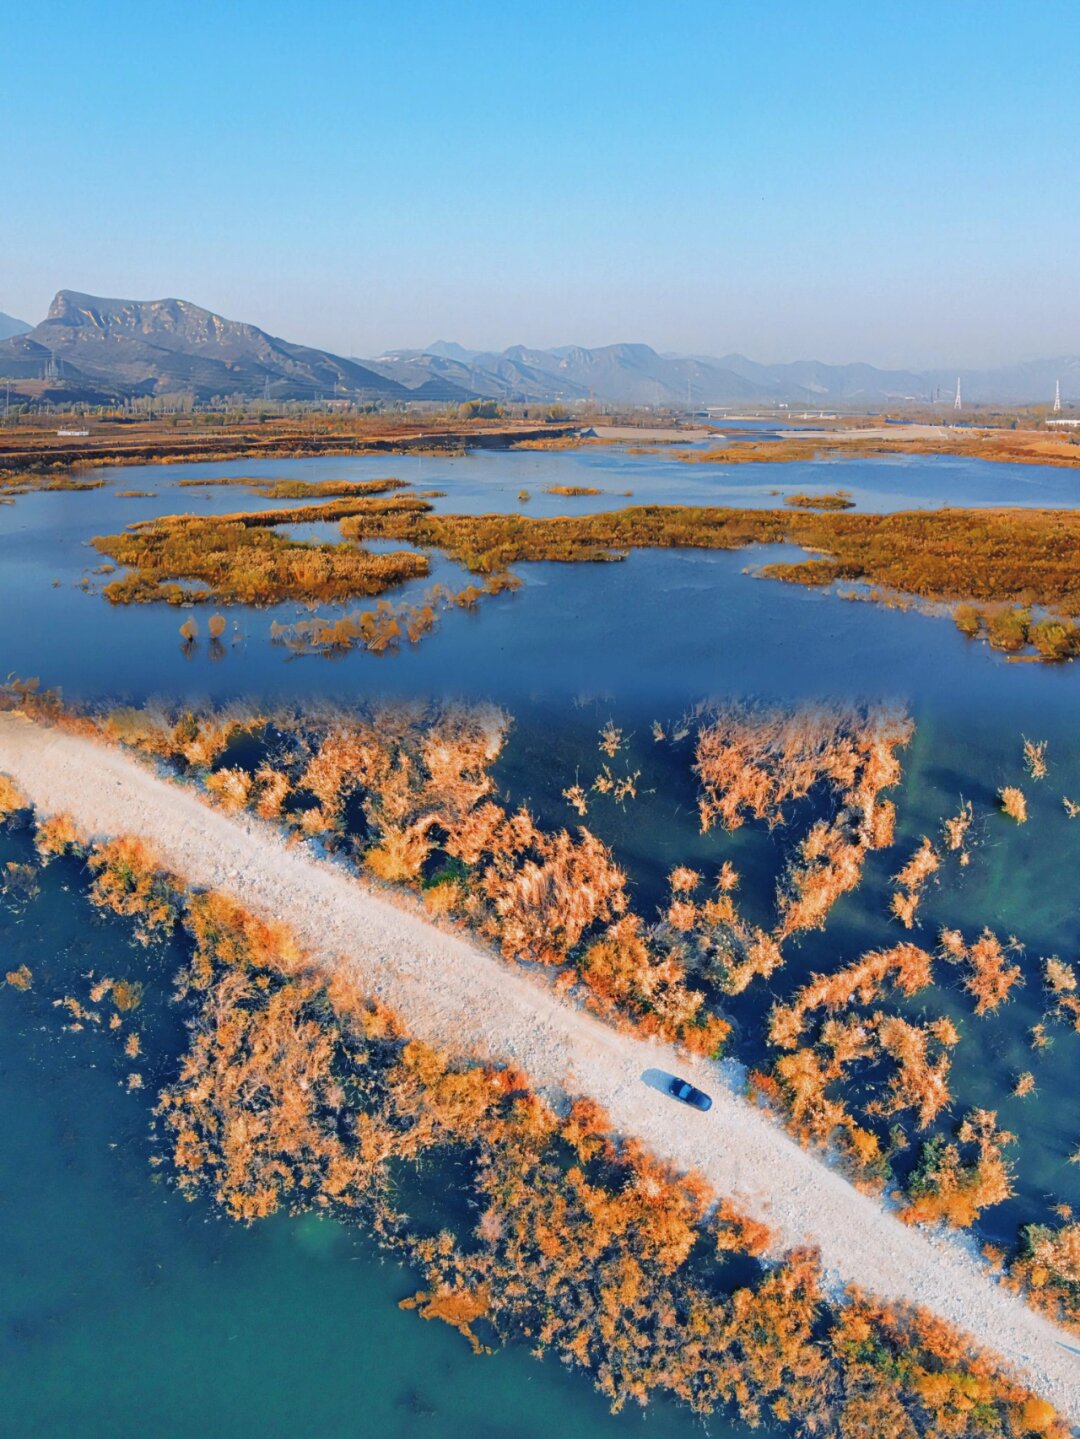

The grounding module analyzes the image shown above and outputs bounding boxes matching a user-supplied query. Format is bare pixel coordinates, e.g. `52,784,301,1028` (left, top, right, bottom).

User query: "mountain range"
366,343,1079,408
0,292,469,406
0,290,1075,408
0,311,30,343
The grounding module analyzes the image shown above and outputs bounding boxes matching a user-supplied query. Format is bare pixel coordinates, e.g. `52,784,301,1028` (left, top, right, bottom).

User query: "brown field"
0,415,581,491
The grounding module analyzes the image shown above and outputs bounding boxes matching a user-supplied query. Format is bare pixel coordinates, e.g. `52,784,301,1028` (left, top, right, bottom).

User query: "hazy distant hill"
710,353,928,405
363,351,498,400
365,342,928,407
921,356,1080,406
0,311,31,342
361,340,1078,407
0,291,468,404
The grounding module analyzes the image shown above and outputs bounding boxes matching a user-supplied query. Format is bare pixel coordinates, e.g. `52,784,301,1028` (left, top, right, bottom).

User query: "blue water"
1,441,1079,1437
1,445,1078,707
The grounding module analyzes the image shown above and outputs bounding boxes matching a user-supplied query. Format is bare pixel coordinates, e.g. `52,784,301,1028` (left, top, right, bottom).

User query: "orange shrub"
901,1110,1015,1229
0,774,28,820
87,837,179,938
33,812,84,861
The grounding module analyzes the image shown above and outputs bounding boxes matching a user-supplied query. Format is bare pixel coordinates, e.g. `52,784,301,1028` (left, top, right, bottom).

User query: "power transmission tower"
1053,380,1062,413
953,376,962,412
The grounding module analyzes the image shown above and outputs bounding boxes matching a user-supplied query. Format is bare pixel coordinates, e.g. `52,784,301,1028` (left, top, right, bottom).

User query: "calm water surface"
1,444,1079,706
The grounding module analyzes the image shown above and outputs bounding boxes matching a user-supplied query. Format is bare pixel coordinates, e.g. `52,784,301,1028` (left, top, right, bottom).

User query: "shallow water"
2,444,1079,705
1,442,1078,1436
0,839,776,1439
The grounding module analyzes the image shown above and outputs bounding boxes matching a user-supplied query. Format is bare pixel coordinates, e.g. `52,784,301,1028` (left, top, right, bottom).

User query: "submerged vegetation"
5,408,1080,1435
695,702,911,942
269,574,521,656
10,688,1072,1182
11,686,1072,1233
759,940,955,1178
64,697,729,1054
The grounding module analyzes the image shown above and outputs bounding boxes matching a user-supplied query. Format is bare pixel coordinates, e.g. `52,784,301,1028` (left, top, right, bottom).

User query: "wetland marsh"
2,437,1079,1439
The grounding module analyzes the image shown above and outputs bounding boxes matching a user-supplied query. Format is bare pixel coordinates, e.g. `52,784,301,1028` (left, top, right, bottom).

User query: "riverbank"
776,424,953,442
589,424,712,443
689,425,1080,469
0,417,583,489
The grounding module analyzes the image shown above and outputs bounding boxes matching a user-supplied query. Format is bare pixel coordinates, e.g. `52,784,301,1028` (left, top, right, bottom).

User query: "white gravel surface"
1,712,1077,1424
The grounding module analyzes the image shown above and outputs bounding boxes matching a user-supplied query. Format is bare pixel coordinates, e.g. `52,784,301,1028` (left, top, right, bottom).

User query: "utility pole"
953,376,962,413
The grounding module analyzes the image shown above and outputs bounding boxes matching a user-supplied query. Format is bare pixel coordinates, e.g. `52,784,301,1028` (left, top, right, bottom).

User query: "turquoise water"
1,443,1079,1435
0,837,765,1439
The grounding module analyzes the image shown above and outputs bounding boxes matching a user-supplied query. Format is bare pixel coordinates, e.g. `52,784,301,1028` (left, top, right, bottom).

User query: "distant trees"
459,400,503,420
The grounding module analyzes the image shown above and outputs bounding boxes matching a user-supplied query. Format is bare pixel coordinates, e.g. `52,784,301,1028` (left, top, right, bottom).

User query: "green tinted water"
0,839,762,1439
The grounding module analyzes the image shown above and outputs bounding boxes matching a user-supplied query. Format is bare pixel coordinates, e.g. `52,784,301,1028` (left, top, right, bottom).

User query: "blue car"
668,1076,713,1111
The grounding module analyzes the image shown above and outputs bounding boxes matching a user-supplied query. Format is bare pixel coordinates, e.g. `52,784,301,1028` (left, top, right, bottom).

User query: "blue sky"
3,0,1078,366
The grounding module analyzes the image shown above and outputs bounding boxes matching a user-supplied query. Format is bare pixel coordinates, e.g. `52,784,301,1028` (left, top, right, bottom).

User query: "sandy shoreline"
1,712,1077,1422
588,424,712,442
776,423,956,442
